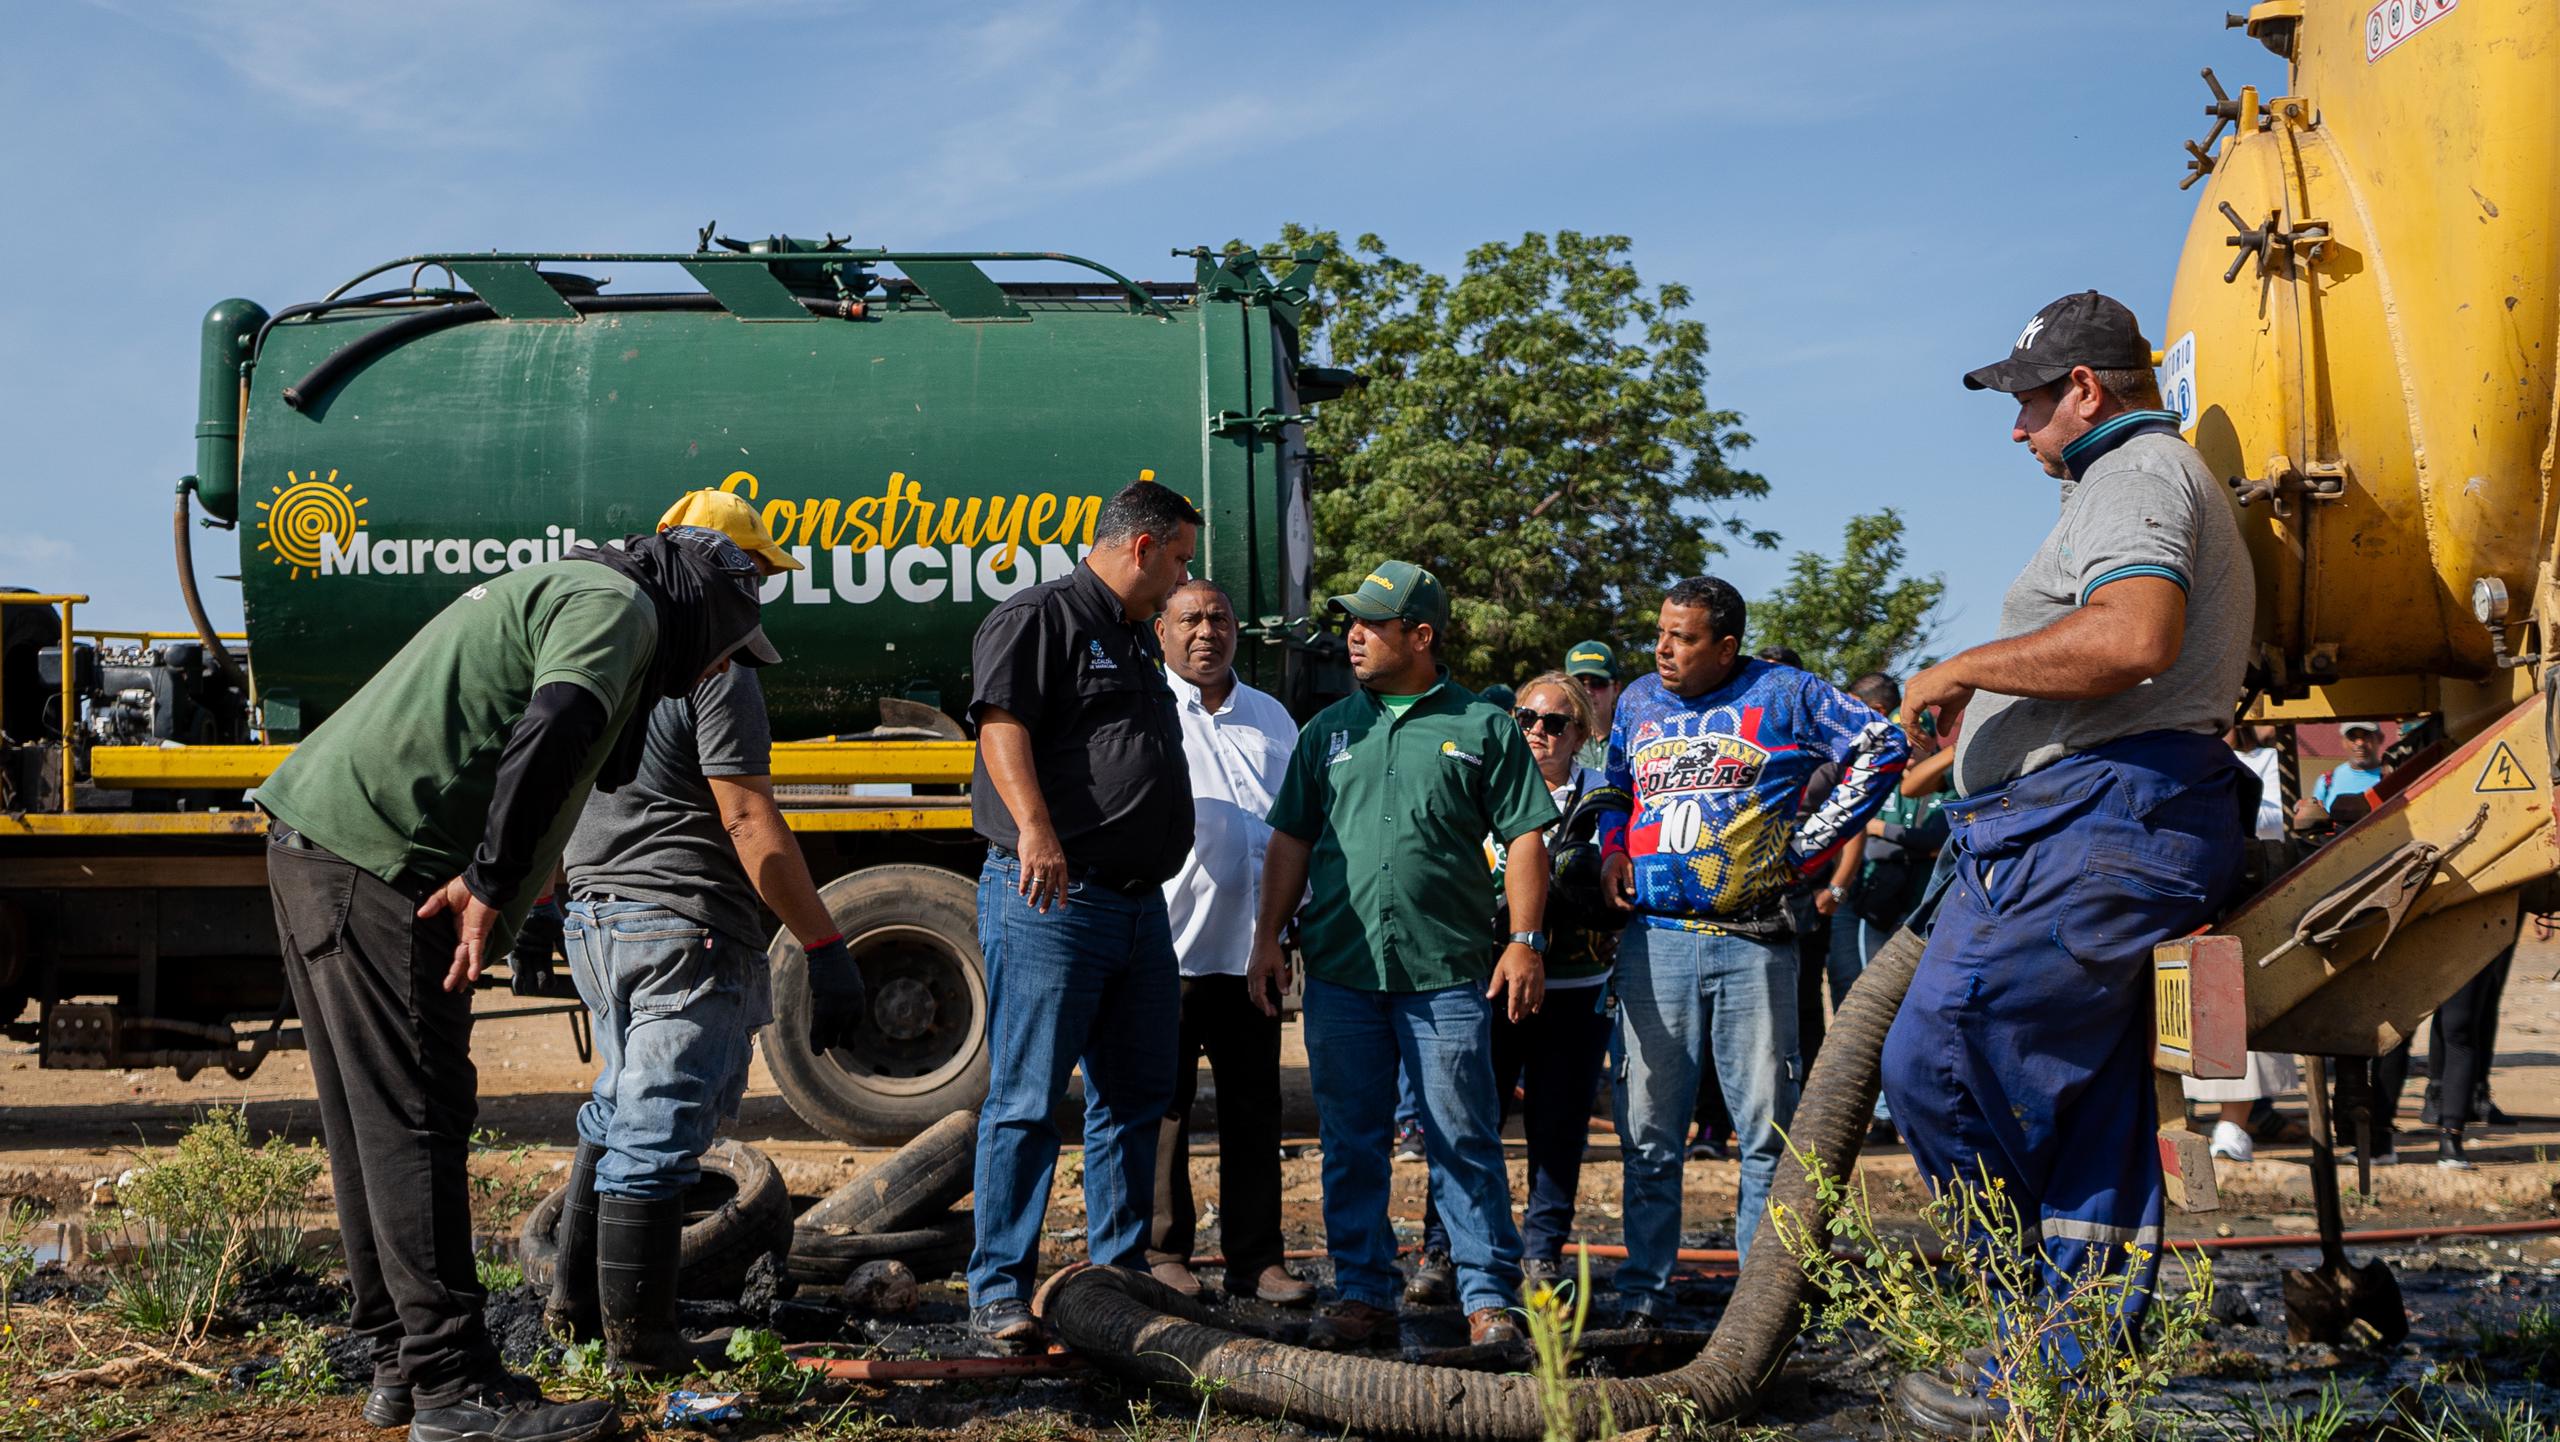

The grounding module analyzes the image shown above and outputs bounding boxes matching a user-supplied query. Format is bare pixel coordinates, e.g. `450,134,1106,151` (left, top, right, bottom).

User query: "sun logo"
256,470,366,580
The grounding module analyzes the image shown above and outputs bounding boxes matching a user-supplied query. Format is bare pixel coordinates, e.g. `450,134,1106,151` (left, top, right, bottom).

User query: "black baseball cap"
1962,290,2154,394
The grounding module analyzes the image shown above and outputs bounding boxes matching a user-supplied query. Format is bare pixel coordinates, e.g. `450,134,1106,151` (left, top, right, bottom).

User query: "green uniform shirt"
1267,675,1559,993
256,561,659,945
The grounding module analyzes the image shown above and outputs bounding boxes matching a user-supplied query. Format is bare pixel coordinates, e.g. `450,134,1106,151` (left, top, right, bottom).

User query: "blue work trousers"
1880,731,2249,1363
561,900,771,1200
967,857,1180,1306
1612,925,1799,1301
1423,982,1615,1268
1303,977,1524,1314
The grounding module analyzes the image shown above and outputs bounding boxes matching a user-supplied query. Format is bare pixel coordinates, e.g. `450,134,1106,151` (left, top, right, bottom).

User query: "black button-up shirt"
966,563,1194,889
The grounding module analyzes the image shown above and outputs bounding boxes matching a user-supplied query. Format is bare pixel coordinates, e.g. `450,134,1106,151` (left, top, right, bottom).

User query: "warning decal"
2474,739,2536,794
2368,0,2456,63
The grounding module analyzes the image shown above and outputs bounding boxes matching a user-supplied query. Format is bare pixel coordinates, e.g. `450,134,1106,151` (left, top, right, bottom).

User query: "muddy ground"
7,942,2560,1437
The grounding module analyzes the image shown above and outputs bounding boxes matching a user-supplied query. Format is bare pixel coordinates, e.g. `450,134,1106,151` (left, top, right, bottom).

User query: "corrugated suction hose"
1034,924,1928,1439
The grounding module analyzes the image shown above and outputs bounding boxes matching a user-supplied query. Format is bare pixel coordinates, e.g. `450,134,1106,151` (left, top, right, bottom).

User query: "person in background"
256,523,772,1442
1601,578,1906,1322
2182,725,2299,1164
1565,639,1622,771
2426,943,2512,1170
2294,721,2385,830
963,481,1201,1352
545,494,867,1375
1411,672,1628,1303
1481,682,1519,714
1145,577,1315,1306
1248,561,1557,1351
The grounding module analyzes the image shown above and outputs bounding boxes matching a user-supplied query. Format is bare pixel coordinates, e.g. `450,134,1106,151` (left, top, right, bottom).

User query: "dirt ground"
7,938,2560,1438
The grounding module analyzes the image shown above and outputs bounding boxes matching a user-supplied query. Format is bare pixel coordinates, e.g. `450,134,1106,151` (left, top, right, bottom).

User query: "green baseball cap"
1564,639,1618,681
1330,560,1447,629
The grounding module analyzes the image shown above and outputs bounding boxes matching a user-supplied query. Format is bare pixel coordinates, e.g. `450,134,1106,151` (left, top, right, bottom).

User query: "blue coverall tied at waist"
1880,729,2254,1368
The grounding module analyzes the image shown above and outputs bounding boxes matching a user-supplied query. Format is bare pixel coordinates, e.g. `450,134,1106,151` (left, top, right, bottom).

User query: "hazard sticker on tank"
2162,331,2198,431
2367,0,2456,63
2474,740,2536,794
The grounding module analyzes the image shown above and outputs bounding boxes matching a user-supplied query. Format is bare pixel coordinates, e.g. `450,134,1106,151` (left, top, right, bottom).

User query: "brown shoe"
1305,1299,1400,1350
1468,1307,1522,1346
1233,1264,1315,1307
1148,1260,1203,1297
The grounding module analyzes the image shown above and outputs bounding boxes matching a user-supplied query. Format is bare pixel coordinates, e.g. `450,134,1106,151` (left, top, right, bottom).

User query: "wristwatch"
1508,929,1549,955
1825,884,1850,904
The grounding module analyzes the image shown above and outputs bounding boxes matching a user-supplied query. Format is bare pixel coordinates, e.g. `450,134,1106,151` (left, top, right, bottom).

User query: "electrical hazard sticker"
2474,739,2536,794
2367,0,2456,63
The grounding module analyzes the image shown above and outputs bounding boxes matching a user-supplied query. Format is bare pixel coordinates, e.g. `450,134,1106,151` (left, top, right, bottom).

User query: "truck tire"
517,1139,792,1300
794,1108,977,1237
762,866,990,1146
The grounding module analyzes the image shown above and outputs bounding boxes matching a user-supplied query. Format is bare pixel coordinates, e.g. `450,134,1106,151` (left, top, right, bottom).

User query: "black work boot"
542,1141,605,1342
596,1194,716,1375
407,1374,613,1442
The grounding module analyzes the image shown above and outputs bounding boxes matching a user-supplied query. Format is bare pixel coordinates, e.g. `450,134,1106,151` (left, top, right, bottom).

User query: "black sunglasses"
1514,708,1577,738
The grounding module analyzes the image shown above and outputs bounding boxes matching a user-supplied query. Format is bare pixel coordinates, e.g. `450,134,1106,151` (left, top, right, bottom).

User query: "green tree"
1750,508,1945,683
1256,226,1773,685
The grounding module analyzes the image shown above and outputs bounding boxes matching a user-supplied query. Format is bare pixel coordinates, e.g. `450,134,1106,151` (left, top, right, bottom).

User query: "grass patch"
102,1109,320,1344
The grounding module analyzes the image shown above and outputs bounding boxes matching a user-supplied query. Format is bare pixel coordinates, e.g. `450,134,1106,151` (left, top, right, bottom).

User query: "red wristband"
803,932,843,950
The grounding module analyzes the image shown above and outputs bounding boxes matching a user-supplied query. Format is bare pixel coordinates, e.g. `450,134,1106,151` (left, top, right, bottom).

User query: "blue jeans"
561,900,772,1200
967,857,1179,1306
1881,732,2248,1371
1613,925,1799,1303
1303,977,1522,1314
1424,982,1613,1267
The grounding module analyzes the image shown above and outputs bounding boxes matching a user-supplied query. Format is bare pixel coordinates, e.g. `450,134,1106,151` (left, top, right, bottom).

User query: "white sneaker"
2208,1120,2254,1163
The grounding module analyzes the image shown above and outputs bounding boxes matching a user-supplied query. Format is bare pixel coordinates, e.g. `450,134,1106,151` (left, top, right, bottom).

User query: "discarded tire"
786,1213,975,1288
1034,925,1928,1440
796,1107,977,1236
518,1138,793,1300
763,866,991,1146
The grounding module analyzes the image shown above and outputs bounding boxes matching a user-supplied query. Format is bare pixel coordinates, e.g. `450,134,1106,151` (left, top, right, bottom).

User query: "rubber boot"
597,1193,716,1376
542,1141,604,1341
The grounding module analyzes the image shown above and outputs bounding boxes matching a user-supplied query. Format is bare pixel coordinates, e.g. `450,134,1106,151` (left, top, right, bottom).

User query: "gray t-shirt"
1953,429,2253,796
565,665,774,945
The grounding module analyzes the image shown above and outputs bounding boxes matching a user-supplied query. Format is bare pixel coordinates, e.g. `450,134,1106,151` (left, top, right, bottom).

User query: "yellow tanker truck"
2148,0,2559,1291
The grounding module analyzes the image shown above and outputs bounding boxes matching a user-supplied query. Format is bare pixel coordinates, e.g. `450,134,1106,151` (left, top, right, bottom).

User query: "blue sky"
2,1,2284,659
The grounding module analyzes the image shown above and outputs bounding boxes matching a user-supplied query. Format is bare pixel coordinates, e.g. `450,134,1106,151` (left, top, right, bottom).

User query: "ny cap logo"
2016,314,2047,350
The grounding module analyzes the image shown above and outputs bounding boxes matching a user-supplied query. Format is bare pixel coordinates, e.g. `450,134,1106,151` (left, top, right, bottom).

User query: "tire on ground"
517,1138,793,1299
795,1107,977,1237
762,865,990,1146
786,1213,976,1288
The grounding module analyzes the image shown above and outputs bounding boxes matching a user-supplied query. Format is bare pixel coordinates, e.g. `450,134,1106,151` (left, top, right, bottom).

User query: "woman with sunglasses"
1412,671,1627,1303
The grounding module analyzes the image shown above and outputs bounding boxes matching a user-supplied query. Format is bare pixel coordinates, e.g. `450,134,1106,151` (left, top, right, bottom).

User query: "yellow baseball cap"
657,489,801,571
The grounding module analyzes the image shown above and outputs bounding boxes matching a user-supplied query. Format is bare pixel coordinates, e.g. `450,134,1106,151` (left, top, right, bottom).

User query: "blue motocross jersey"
1599,660,1907,931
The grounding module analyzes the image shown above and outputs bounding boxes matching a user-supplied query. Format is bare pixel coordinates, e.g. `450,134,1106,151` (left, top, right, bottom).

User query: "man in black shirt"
964,480,1200,1350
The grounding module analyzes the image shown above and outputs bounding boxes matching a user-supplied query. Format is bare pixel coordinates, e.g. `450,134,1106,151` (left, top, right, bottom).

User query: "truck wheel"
518,1138,792,1300
763,866,989,1146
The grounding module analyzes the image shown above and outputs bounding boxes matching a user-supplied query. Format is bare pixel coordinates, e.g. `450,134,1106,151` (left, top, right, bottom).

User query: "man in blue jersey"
1883,292,2255,1436
1597,575,1906,1321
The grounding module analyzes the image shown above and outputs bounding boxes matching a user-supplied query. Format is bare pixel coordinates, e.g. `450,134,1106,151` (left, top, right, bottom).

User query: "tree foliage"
1749,508,1945,684
1257,226,1772,686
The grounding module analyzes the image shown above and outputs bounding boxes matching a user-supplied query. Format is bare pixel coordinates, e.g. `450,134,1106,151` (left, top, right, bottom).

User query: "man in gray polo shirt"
1880,292,2257,1436
546,495,868,1375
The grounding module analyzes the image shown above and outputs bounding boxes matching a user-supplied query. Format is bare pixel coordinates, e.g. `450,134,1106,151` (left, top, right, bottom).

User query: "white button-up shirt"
1161,670,1299,977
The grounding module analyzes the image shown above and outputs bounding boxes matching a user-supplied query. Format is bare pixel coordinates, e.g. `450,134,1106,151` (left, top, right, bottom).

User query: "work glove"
804,936,867,1052
508,899,565,997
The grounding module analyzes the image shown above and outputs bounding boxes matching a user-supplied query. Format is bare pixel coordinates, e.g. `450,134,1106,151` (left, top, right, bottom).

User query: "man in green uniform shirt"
256,527,769,1442
1246,561,1557,1351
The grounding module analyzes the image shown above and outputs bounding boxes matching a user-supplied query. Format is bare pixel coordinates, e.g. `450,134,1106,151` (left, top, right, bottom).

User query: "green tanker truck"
0,234,1342,1143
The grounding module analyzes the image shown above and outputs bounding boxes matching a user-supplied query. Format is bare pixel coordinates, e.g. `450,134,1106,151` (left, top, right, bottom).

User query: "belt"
986,845,1159,896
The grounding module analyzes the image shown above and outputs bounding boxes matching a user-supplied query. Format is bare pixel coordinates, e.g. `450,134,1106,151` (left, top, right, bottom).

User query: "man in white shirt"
1145,578,1315,1305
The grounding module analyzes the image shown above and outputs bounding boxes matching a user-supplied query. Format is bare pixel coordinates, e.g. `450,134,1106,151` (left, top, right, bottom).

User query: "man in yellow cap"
540,490,862,1375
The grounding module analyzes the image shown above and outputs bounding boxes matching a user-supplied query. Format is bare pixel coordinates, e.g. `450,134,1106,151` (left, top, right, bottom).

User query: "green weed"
1520,1248,1609,1442
1767,1146,2214,1442
2473,1303,2560,1382
0,1205,42,1327
248,1315,341,1401
2387,1378,2552,1442
104,1109,321,1342
530,1337,621,1402
475,1256,525,1294
2180,1377,2357,1442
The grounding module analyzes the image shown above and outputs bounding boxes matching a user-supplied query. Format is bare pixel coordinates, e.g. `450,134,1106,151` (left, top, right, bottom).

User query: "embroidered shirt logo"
1085,639,1118,671
1440,740,1482,767
1326,730,1352,765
